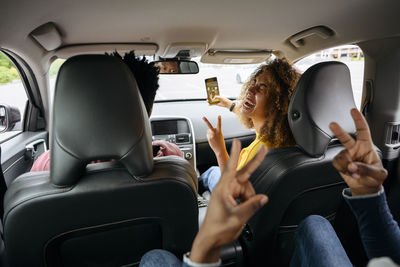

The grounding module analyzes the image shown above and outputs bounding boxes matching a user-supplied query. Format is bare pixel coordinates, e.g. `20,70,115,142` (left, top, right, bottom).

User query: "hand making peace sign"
190,139,268,263
203,116,229,169
329,108,388,196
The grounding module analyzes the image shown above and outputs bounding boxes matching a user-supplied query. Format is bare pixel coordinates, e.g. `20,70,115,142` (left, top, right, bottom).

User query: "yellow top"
237,135,268,170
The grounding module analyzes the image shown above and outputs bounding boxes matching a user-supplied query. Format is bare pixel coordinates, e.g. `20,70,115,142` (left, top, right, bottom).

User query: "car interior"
1,0,400,266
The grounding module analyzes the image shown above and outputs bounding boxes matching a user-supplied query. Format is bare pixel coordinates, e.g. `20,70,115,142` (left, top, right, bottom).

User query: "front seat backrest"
241,61,357,266
3,55,198,267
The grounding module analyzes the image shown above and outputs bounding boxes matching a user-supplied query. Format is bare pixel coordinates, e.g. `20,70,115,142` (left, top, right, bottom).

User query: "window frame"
0,49,45,142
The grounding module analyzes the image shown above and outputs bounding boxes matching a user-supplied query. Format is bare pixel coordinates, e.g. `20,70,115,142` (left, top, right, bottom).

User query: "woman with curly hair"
200,58,300,192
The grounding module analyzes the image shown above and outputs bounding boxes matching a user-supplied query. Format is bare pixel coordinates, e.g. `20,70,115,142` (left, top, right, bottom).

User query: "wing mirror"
0,104,21,133
153,60,199,74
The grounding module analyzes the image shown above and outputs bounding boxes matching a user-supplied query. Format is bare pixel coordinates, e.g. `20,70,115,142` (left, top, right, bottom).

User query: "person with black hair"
31,51,181,172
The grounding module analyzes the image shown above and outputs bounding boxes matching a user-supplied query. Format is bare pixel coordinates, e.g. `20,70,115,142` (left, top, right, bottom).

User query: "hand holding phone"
205,77,220,104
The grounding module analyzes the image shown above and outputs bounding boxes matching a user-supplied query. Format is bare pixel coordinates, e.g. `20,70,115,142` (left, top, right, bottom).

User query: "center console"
150,116,196,170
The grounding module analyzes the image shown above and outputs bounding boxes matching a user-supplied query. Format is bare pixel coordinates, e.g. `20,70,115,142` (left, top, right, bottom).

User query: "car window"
0,51,28,142
156,57,261,101
49,57,262,103
48,48,364,107
294,44,364,109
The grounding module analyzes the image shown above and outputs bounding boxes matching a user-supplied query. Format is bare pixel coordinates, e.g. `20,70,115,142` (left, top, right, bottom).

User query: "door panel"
1,131,48,186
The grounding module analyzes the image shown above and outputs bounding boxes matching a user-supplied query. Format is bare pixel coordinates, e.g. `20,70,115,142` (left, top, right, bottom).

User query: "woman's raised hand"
209,96,233,109
203,115,229,169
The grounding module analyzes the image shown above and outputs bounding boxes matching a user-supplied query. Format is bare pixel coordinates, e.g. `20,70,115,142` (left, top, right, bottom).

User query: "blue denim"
290,215,352,267
139,249,188,267
198,166,221,192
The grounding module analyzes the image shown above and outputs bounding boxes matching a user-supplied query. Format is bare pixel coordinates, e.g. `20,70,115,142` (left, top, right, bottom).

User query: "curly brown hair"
236,58,300,148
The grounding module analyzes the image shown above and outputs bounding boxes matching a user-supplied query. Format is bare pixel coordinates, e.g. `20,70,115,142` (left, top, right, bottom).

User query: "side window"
294,45,364,109
0,51,28,142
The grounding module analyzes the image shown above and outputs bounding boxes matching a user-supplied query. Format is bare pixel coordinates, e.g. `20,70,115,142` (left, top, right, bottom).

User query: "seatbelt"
362,80,373,116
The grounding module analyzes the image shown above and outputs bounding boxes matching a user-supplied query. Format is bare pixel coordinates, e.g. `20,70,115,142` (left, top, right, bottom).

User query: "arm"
344,188,400,263
330,108,400,262
152,140,183,157
203,116,229,171
209,96,239,114
189,139,268,263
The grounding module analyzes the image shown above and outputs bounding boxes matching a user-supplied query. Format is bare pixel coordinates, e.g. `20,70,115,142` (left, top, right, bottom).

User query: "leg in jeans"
290,215,352,267
139,249,184,267
198,166,221,192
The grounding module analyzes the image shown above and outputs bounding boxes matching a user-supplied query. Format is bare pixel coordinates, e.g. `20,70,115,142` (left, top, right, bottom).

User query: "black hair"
109,51,160,115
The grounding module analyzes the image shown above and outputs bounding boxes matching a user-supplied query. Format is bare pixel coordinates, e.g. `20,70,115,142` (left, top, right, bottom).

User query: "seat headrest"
51,55,153,186
288,61,356,157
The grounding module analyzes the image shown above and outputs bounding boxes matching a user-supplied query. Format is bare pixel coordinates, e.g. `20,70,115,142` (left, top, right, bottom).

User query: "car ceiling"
0,0,399,75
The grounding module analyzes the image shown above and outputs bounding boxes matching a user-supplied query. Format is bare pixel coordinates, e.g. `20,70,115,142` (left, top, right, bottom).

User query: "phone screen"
205,77,220,104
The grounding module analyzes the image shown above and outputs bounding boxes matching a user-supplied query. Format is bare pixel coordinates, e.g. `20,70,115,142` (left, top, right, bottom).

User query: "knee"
140,249,181,267
297,215,330,237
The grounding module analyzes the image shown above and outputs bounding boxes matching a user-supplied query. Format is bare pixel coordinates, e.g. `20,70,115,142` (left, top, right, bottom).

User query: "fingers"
332,149,353,175
203,116,214,130
350,162,388,181
350,108,372,143
225,139,241,173
235,194,268,222
329,122,355,150
236,146,267,183
217,115,222,131
241,182,256,201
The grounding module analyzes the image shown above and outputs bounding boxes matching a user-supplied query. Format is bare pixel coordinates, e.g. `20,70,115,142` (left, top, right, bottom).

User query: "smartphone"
205,77,220,104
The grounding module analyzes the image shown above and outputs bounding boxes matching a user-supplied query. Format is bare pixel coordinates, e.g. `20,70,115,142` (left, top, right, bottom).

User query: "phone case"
205,77,220,104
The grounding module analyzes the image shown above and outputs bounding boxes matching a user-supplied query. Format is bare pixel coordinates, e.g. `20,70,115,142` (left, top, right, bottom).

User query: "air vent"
385,122,400,147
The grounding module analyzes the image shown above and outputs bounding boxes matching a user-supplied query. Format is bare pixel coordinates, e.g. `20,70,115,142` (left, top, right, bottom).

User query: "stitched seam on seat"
278,212,337,230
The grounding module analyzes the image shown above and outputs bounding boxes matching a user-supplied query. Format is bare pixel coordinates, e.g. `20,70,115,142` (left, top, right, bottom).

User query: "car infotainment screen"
151,119,189,135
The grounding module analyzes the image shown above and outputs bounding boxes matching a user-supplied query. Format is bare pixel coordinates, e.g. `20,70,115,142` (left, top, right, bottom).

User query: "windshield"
49,47,363,105
156,57,260,101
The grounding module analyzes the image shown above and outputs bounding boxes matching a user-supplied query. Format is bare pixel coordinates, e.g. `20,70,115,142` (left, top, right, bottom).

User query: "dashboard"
150,116,196,169
150,100,256,173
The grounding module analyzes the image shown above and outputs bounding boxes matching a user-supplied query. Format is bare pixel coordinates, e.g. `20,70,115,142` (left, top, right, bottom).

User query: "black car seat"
241,61,358,266
2,55,198,267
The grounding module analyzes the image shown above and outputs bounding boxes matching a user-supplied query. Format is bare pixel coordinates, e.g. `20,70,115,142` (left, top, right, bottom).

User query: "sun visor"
201,50,271,64
30,22,62,51
55,44,158,59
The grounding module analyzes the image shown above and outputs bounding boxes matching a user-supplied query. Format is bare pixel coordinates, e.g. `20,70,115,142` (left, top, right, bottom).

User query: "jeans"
290,215,352,267
198,166,221,192
139,249,188,267
140,216,353,267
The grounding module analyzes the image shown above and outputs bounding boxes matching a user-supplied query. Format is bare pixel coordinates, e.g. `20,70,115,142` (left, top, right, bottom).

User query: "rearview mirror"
154,60,199,74
0,104,21,133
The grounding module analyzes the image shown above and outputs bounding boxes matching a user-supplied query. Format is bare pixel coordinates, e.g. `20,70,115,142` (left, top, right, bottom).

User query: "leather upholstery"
289,61,356,156
241,62,357,266
3,55,198,267
51,55,154,186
